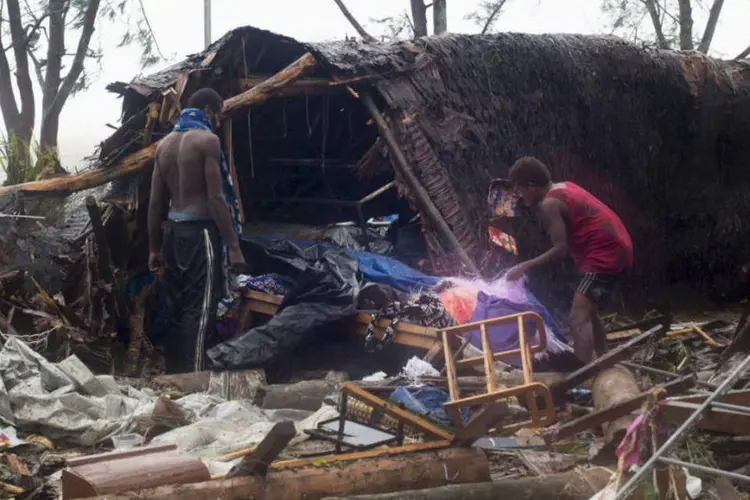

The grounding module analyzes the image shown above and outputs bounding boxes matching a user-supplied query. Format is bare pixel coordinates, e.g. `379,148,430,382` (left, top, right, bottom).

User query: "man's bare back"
148,128,244,271
157,129,217,217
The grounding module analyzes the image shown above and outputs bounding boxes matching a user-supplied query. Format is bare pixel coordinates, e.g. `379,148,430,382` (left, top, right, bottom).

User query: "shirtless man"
505,156,633,364
148,88,245,373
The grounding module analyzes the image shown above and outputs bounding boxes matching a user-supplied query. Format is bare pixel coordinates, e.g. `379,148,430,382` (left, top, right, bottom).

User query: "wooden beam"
549,325,667,398
226,421,295,478
360,92,480,275
223,120,246,223
341,382,455,441
222,52,316,118
320,467,616,500
544,375,695,443
238,76,343,95
143,102,160,146
82,447,489,500
657,400,750,435
0,52,317,196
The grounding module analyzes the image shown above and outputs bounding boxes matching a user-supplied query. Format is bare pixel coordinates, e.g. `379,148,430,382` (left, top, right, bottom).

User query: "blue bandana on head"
173,108,243,295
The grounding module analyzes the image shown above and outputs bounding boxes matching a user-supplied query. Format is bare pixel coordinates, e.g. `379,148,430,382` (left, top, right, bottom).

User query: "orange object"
438,287,478,325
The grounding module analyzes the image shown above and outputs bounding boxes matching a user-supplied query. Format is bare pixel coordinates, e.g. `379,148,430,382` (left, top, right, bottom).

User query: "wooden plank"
143,102,160,146
226,421,295,478
451,403,508,446
341,383,455,441
669,389,750,407
245,290,283,304
657,400,750,435
544,375,695,443
550,325,667,397
273,440,451,470
223,120,246,224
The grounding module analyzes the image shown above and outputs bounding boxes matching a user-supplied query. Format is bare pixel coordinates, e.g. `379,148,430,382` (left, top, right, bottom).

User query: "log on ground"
82,447,490,500
321,466,614,500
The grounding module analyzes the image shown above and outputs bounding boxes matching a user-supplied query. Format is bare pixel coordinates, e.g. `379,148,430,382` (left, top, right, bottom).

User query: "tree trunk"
433,0,447,35
38,111,66,176
643,0,670,49
331,0,376,41
410,0,428,38
677,0,694,50
697,0,725,53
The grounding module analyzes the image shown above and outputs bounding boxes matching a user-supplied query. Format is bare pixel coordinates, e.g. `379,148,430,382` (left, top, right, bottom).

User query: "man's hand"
148,251,164,276
506,262,529,282
228,246,246,274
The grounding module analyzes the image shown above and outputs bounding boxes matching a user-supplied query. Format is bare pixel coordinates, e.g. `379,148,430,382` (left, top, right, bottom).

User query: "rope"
0,325,59,351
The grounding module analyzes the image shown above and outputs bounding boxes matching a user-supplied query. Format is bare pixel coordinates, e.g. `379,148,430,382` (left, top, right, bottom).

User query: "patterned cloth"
365,291,456,351
172,108,242,296
236,273,293,297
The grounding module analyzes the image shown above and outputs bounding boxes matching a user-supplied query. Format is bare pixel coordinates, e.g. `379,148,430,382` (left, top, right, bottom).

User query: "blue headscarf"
173,108,242,239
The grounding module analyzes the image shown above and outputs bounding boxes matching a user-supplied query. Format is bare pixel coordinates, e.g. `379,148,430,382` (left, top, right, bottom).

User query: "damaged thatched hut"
6,26,750,304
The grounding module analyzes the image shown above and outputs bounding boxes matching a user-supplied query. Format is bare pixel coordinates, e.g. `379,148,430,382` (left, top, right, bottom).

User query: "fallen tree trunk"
321,467,614,500
592,365,640,455
0,52,317,196
83,447,489,500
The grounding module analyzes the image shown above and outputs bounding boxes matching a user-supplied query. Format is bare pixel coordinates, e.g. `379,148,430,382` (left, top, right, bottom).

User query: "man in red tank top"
505,156,633,364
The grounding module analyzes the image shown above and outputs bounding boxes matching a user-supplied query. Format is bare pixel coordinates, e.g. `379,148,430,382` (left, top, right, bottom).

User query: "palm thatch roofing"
9,25,750,298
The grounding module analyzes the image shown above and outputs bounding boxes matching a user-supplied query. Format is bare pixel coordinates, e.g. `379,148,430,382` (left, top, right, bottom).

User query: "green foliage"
15,0,165,99
0,134,59,186
369,12,414,40
465,0,512,34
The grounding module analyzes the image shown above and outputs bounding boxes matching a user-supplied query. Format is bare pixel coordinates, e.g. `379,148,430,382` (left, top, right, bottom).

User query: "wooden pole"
0,52,317,196
82,447,490,500
321,467,614,500
360,92,479,275
223,119,245,223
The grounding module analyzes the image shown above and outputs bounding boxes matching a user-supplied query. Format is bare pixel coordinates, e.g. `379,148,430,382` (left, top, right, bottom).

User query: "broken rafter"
0,52,317,196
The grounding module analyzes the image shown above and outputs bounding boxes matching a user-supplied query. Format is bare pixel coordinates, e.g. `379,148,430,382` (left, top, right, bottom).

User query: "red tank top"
544,182,633,274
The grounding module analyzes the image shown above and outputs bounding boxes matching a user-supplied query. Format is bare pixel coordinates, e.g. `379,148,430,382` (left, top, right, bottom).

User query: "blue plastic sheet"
389,386,467,426
348,250,440,293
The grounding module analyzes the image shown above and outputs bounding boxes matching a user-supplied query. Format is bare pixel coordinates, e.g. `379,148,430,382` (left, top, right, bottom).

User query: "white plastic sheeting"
0,337,337,462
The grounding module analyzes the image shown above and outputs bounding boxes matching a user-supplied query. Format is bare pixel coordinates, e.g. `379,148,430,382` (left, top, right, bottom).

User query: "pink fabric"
439,286,478,325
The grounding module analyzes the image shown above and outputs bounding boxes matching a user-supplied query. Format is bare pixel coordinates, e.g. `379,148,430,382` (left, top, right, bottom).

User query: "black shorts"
576,272,623,306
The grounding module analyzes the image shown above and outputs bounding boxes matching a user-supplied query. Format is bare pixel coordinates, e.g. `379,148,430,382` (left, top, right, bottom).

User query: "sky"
10,0,750,171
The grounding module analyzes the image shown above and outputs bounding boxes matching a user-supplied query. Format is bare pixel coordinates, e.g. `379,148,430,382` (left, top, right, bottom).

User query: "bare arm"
521,198,569,271
148,150,169,253
202,134,241,252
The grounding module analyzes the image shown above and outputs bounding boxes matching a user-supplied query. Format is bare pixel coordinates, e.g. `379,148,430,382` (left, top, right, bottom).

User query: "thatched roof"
17,25,750,296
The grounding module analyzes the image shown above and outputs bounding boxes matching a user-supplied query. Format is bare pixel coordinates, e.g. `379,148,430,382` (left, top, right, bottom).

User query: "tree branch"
641,0,670,49
331,0,375,42
47,0,99,119
676,0,694,50
27,46,44,88
481,0,509,35
5,0,35,129
0,20,21,128
734,44,750,60
43,0,66,119
697,0,724,53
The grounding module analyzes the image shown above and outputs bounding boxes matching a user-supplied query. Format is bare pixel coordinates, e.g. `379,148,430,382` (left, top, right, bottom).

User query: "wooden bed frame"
237,290,440,351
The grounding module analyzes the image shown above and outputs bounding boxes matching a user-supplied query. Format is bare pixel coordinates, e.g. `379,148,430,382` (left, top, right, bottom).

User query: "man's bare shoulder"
540,196,567,215
187,129,220,154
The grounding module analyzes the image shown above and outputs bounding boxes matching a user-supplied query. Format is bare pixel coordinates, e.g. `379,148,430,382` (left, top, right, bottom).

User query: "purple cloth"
464,291,549,366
